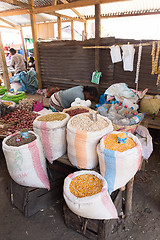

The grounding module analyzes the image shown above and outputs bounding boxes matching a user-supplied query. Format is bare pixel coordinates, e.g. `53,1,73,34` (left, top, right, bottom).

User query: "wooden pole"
0,32,10,90
125,177,134,216
57,16,62,40
29,0,42,89
71,20,74,40
84,21,87,40
20,26,27,62
95,4,100,71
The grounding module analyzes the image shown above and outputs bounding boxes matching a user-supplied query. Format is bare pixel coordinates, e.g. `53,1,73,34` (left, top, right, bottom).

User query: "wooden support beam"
29,0,42,89
20,26,27,62
0,25,14,29
0,0,31,9
95,4,101,71
0,33,10,90
0,17,16,27
0,8,29,17
125,177,134,216
71,20,74,40
57,16,62,40
49,11,85,22
34,0,133,14
60,0,86,20
52,0,57,5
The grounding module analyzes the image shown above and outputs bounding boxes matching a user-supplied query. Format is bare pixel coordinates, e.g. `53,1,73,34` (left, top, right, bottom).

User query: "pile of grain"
70,114,109,132
38,113,66,121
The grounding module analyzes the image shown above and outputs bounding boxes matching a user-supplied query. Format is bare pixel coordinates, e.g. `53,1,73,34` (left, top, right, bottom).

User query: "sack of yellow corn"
97,131,142,194
33,112,70,163
63,170,118,220
67,113,113,169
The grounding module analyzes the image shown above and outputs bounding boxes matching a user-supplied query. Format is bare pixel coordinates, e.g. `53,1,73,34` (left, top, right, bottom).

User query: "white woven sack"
97,131,142,194
33,112,70,163
63,170,118,220
2,131,50,189
67,113,113,169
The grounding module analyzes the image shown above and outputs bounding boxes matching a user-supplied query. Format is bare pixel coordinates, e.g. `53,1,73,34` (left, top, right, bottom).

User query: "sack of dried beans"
67,113,113,169
97,131,142,194
63,170,118,220
33,112,70,163
2,131,50,189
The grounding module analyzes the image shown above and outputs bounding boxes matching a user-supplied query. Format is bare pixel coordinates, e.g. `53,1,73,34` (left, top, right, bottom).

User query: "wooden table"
141,113,160,129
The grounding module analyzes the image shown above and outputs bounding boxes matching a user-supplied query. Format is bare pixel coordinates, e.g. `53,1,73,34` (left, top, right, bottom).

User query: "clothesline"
83,41,159,49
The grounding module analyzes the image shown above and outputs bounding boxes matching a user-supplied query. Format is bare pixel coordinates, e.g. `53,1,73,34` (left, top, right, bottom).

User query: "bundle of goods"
63,170,118,219
0,109,39,136
2,131,50,189
67,113,113,169
140,94,160,115
63,106,91,117
17,98,35,112
2,91,26,103
0,86,7,96
97,101,145,133
71,98,91,107
97,132,142,194
0,102,15,118
1,100,16,109
33,112,70,163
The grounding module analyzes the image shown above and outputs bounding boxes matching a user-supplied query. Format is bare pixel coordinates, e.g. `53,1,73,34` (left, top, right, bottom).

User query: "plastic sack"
91,71,102,84
2,131,50,190
63,170,118,220
110,45,122,63
33,98,44,112
33,113,70,163
135,125,153,160
67,114,113,169
97,131,142,194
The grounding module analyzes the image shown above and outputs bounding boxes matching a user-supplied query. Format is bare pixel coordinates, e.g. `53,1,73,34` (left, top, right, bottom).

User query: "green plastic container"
0,86,7,95
2,91,26,103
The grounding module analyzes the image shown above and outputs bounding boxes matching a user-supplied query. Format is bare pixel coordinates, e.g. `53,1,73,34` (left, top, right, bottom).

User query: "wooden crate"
8,167,65,217
63,190,122,240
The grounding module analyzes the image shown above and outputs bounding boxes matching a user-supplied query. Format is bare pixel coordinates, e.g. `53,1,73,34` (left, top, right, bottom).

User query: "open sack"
63,170,118,220
2,131,50,190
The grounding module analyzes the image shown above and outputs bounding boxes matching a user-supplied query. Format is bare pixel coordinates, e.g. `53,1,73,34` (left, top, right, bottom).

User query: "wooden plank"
60,0,86,20
0,0,31,9
0,24,14,29
95,4,101,71
34,0,133,14
0,8,29,17
50,11,85,22
57,16,62,40
0,17,16,27
20,26,27,62
71,20,74,40
29,0,42,89
0,32,10,90
48,22,55,39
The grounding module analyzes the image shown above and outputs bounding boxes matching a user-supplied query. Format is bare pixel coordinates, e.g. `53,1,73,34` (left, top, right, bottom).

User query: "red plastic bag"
33,99,43,112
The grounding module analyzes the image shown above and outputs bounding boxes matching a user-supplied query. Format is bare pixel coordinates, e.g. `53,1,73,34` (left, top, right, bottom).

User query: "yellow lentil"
3,102,12,106
104,133,136,152
38,113,66,121
69,174,103,198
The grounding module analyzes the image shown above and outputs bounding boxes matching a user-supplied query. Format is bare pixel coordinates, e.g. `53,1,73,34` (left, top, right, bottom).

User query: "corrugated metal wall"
38,37,160,94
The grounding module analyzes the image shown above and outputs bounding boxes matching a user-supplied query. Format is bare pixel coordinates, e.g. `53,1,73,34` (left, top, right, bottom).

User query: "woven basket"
113,123,139,134
63,106,93,117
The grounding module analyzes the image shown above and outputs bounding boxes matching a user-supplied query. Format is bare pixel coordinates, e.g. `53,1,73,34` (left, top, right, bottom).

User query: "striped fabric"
49,92,64,112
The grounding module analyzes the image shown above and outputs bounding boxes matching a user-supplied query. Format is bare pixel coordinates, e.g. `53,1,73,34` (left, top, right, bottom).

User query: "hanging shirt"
110,45,122,63
10,53,26,74
121,45,135,71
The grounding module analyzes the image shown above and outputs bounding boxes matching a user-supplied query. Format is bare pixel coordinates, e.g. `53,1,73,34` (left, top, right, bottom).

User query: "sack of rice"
67,113,113,169
33,112,70,163
63,170,118,220
2,131,50,189
140,96,159,115
97,131,142,194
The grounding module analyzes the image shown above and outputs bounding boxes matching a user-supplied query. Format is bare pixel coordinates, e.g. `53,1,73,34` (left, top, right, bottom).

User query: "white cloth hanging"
121,45,135,71
110,45,122,63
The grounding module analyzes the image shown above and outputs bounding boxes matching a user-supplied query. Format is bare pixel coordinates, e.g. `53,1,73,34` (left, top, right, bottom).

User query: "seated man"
9,48,26,74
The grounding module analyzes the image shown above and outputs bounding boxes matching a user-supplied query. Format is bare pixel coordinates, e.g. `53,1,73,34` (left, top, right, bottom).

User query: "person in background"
9,48,26,74
27,56,35,70
49,85,98,112
5,51,11,66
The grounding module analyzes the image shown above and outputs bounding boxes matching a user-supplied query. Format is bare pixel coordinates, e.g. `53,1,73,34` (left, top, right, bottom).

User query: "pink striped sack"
33,113,70,163
63,170,118,220
67,114,113,169
2,131,50,189
97,131,142,194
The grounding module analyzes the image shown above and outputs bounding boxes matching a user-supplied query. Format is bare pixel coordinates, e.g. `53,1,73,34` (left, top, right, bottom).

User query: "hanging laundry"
121,44,135,71
110,44,122,63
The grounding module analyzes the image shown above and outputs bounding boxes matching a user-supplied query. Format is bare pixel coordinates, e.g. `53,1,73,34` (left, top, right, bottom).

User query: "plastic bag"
91,71,102,84
33,98,44,112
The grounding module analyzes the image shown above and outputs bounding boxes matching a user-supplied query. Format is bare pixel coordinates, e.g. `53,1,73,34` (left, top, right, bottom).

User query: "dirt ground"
0,129,159,240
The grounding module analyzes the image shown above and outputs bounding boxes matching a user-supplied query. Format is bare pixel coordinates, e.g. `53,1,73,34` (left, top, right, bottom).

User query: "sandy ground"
0,129,159,240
